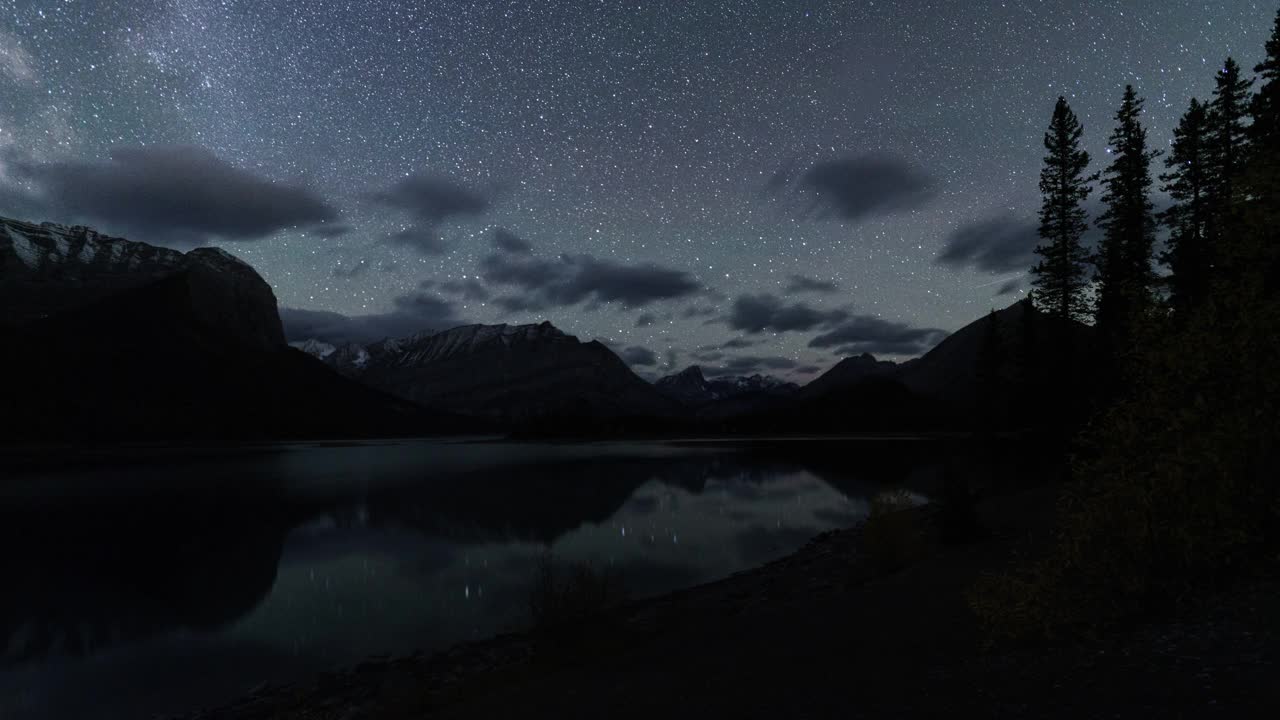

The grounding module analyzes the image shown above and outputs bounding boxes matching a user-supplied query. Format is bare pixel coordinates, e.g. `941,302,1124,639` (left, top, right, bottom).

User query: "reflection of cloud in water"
2,440,975,720
392,538,466,578
626,495,661,516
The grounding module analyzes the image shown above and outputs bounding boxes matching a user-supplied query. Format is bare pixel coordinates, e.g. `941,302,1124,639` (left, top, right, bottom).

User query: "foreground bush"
861,489,929,574
971,289,1280,642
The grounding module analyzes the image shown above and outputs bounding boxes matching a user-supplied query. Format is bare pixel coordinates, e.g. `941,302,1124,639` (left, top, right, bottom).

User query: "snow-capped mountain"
294,321,680,421
1,214,452,440
653,366,714,404
1,215,284,351
654,365,799,406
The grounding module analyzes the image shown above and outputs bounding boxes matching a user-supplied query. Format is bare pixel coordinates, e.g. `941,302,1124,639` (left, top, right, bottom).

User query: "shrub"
527,555,628,629
971,290,1280,642
860,489,929,574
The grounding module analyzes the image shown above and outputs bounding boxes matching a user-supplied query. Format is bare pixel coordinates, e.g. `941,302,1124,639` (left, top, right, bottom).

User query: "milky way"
0,0,1270,378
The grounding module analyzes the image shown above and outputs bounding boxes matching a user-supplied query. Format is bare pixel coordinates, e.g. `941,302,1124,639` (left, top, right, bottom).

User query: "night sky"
0,1,1270,379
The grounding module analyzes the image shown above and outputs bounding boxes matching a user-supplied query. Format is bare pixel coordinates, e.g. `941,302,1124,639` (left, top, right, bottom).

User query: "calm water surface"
0,438,945,719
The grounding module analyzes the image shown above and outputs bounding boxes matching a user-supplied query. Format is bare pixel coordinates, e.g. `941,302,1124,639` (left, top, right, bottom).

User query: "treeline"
1030,26,1278,352
972,9,1280,638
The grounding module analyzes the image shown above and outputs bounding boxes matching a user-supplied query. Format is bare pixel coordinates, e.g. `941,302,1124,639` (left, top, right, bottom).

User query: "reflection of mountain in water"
0,497,299,666
0,444,960,667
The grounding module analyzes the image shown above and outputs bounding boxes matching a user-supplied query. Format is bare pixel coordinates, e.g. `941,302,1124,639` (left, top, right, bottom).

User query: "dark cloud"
794,365,823,375
681,304,718,319
385,226,449,255
369,173,489,256
795,154,934,222
437,278,491,301
0,148,43,216
491,295,547,313
938,205,1118,275
662,349,679,372
808,315,948,356
721,337,757,349
20,145,336,244
726,293,848,334
691,350,724,363
935,213,1039,274
635,312,657,328
312,224,352,238
480,251,702,309
332,260,371,279
619,345,658,367
703,355,798,377
280,291,464,344
491,227,533,254
784,274,839,294
390,291,458,318
371,173,488,224
735,356,798,371
996,279,1023,296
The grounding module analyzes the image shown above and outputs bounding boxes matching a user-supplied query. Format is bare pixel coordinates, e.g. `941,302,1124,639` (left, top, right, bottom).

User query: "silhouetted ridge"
294,321,679,422
737,298,1095,433
800,352,899,398
1,216,284,350
0,214,462,441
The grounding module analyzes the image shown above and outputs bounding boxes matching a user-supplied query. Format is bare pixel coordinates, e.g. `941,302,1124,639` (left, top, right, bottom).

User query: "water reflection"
0,439,947,719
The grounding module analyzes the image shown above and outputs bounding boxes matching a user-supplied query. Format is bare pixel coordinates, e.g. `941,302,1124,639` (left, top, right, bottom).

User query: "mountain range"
0,216,465,441
1,214,1082,441
291,322,679,422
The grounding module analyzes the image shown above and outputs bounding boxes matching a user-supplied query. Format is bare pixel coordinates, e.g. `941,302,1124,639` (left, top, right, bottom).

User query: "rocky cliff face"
180,247,286,351
294,322,679,421
0,216,284,351
654,366,714,404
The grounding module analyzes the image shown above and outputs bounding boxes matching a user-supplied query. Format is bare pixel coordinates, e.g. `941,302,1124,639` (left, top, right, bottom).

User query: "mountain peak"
801,351,900,398
655,365,797,406
294,320,675,420
295,321,583,372
1,214,284,350
674,365,706,381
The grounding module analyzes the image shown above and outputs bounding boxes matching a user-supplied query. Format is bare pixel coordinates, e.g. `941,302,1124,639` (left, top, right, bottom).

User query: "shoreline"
168,483,1008,718
170,481,1277,719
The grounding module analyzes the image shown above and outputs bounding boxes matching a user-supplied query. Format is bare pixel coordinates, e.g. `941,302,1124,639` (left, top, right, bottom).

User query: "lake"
0,438,951,719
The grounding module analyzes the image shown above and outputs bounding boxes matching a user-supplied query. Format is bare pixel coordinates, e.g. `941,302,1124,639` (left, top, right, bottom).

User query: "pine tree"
1030,97,1093,324
1095,86,1159,349
1205,58,1253,243
1160,98,1212,314
1249,12,1280,159
1245,13,1280,293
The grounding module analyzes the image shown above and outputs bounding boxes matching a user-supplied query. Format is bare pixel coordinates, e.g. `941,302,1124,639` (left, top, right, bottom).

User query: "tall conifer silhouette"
1030,97,1093,323
1095,86,1158,349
